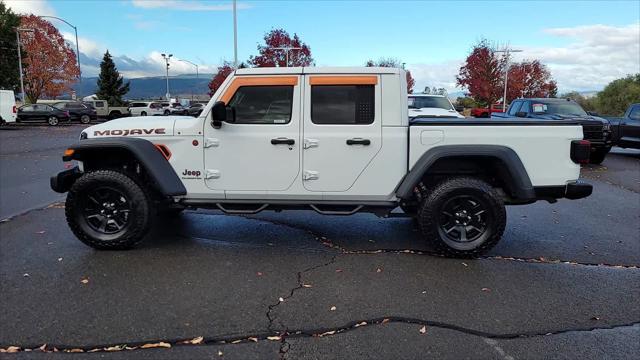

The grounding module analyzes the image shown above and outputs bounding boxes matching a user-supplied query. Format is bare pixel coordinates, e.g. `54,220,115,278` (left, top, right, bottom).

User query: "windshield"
408,96,454,110
533,101,587,116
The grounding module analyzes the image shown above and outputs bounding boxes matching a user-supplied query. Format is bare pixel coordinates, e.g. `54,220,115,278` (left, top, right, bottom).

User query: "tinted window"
21,105,35,112
311,85,374,125
409,96,453,110
508,101,522,115
94,101,105,108
532,101,587,115
228,86,293,124
52,103,66,110
629,106,640,120
130,102,145,107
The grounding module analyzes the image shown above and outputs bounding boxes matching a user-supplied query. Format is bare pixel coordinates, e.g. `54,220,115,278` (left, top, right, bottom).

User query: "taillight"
12,105,16,113
570,140,591,164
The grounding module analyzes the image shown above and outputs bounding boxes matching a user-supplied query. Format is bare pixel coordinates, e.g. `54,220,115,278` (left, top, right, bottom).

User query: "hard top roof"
235,67,403,75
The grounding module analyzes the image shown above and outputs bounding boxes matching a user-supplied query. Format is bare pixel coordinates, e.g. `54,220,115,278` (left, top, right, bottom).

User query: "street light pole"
273,46,302,67
495,47,523,112
39,16,81,98
233,0,238,67
161,53,173,100
15,28,33,103
178,59,199,100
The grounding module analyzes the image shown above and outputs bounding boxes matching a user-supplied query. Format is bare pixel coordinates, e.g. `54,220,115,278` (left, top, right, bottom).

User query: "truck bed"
410,117,580,126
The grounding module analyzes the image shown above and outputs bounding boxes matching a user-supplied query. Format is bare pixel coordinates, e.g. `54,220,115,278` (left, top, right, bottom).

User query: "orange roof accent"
309,76,378,85
220,76,299,103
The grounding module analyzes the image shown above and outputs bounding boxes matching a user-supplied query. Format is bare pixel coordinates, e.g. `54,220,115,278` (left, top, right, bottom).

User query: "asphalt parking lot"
1,124,639,359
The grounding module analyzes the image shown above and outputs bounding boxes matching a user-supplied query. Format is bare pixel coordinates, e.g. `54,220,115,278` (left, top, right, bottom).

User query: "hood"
409,107,464,118
532,113,608,125
85,116,177,139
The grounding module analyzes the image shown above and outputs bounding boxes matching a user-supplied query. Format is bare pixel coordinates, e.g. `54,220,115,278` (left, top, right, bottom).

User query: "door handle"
346,138,371,146
271,137,295,145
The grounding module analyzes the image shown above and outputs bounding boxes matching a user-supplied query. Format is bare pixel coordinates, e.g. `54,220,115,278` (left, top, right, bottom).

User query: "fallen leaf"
23,273,29,277
35,230,46,234
381,318,390,324
257,272,263,276
2,346,20,353
38,344,47,352
248,337,258,342
87,348,101,353
267,336,281,341
186,336,203,345
105,345,125,352
218,350,223,356
481,287,490,292
278,297,284,302
335,269,343,273
461,262,468,267
58,258,63,262
419,325,427,334
140,342,171,349
231,340,242,344
302,284,312,288
592,316,600,320
65,348,84,353
330,306,337,311
317,330,336,337
81,278,89,284
376,268,382,273
354,321,367,327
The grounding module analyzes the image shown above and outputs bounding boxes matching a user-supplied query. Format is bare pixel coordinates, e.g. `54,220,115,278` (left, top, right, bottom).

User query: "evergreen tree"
0,1,21,91
96,51,129,105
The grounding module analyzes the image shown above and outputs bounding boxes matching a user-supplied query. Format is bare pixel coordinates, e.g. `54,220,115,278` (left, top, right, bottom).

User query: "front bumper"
50,166,81,193
534,181,593,201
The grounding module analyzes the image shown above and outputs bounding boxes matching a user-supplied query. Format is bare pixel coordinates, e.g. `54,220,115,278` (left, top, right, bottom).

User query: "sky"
5,0,640,93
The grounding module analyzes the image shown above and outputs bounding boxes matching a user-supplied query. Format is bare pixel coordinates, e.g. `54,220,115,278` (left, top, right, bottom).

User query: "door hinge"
303,170,319,181
204,138,219,148
303,138,319,149
205,169,221,179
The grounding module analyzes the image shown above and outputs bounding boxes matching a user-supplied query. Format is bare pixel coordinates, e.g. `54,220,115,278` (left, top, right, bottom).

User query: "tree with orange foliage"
506,60,557,101
249,28,313,68
456,39,505,107
208,61,247,96
19,15,79,103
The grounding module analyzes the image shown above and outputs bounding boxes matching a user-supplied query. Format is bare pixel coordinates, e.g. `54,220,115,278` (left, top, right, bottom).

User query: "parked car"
0,90,17,125
169,103,188,115
408,94,464,119
471,103,507,118
82,100,129,120
605,103,640,150
53,101,97,124
187,103,205,117
52,67,592,257
128,101,165,116
493,98,612,164
16,104,70,126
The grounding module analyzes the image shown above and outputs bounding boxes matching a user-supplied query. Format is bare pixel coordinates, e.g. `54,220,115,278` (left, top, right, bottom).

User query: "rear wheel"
65,170,152,250
109,111,121,119
140,111,147,116
47,116,59,126
80,114,91,124
417,177,506,258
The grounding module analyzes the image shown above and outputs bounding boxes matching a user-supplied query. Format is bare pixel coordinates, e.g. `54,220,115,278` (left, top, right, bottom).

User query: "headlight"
602,123,611,131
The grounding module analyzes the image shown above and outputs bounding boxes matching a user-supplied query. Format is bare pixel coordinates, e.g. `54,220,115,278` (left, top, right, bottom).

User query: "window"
629,106,640,120
311,85,374,125
409,96,454,110
533,101,586,115
507,101,522,115
21,105,35,112
94,101,105,108
519,102,529,113
130,102,145,108
228,85,293,124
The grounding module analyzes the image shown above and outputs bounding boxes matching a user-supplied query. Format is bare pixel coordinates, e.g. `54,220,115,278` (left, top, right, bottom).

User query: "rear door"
301,75,382,192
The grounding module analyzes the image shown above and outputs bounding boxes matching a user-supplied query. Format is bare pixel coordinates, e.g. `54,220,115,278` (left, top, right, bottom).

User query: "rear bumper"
50,166,81,193
534,181,593,201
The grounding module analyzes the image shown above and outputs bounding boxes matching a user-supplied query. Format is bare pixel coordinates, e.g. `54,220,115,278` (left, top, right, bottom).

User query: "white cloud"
407,60,464,94
4,0,56,16
515,23,640,91
61,32,105,58
130,0,251,11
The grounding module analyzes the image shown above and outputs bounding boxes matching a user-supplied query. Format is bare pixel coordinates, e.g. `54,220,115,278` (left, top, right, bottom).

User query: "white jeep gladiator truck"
51,67,593,257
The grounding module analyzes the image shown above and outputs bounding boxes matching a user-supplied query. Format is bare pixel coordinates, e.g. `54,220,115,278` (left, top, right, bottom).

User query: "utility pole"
161,53,173,100
15,28,33,103
39,16,81,98
273,46,302,67
233,0,238,67
495,47,523,111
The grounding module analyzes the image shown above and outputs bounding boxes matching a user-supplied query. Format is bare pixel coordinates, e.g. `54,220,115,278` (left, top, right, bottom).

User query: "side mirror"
211,101,226,128
454,105,464,112
515,111,528,118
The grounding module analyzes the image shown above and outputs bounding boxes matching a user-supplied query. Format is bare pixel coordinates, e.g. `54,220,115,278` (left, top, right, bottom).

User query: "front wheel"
80,114,91,124
47,116,59,126
417,177,506,258
140,111,147,116
589,147,610,165
65,170,152,250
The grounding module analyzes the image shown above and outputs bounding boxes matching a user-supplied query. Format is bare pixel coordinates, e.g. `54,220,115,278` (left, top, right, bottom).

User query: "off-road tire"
417,177,506,258
47,116,59,126
65,170,152,250
589,148,609,165
80,114,91,124
109,111,121,119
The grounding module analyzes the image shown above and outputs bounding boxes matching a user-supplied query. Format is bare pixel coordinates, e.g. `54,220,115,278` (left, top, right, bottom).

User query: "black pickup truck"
493,98,612,164
605,103,640,150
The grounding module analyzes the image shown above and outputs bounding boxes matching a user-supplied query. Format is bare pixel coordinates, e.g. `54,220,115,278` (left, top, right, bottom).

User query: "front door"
203,76,301,194
302,75,382,192
620,105,640,148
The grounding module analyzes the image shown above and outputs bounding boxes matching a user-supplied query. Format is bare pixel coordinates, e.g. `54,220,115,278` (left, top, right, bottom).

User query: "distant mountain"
73,73,214,100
